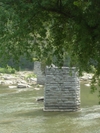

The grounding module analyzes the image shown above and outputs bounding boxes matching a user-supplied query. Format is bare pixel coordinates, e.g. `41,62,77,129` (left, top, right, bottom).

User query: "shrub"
0,65,16,74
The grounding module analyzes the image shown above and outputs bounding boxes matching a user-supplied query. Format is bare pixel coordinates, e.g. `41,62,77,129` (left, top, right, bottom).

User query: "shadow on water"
80,82,99,106
14,108,81,118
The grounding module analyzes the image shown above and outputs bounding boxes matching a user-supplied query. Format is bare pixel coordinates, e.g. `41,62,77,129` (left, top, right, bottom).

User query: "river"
0,83,100,133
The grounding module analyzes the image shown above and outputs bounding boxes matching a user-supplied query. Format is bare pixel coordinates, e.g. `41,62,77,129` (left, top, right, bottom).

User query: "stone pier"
44,67,80,111
34,61,45,85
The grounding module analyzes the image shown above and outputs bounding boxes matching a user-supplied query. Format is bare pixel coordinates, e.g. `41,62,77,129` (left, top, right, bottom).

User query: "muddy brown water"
0,83,100,133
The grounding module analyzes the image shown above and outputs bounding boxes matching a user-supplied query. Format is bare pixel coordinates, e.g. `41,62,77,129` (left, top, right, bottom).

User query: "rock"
2,75,16,80
88,76,92,80
27,85,31,88
20,80,27,84
1,80,14,85
80,73,93,81
34,87,40,90
30,78,37,81
0,71,38,88
38,85,43,88
33,81,37,84
17,83,31,88
80,76,88,81
9,86,17,89
27,78,37,85
85,83,90,87
1,81,5,84
36,97,44,102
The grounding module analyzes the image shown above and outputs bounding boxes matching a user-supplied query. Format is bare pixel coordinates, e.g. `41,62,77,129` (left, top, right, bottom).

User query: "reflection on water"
0,83,100,133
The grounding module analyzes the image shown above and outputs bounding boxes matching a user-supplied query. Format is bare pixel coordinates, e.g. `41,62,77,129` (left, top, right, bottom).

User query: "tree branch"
40,5,74,19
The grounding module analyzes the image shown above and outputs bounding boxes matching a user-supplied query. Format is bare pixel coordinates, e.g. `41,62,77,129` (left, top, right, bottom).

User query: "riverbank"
0,71,93,88
0,71,44,89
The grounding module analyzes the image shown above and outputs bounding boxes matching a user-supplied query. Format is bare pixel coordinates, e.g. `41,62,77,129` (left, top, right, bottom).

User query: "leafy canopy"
0,0,100,84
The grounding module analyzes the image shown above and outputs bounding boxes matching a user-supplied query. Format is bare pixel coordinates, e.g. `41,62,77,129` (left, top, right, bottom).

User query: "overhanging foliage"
0,0,100,94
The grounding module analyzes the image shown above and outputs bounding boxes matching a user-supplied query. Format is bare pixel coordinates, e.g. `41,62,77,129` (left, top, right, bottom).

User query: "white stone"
17,83,31,88
34,87,40,90
2,80,14,85
30,78,37,81
85,83,90,87
9,86,17,89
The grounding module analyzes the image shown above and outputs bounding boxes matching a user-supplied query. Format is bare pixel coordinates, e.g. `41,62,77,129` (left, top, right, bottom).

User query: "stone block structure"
44,67,80,111
34,61,45,85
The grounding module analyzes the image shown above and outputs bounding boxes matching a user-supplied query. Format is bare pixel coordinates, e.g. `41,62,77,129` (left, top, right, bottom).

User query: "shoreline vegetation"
0,66,16,74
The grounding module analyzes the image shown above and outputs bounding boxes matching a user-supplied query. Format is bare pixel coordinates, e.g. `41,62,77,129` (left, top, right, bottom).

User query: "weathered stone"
9,86,17,89
44,67,80,111
34,87,40,90
17,83,31,88
1,80,14,85
34,61,45,85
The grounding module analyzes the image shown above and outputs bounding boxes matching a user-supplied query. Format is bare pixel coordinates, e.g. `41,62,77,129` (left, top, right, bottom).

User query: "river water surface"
0,83,100,133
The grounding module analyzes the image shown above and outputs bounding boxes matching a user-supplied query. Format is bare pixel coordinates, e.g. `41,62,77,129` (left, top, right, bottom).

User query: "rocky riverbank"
80,72,94,87
80,72,93,81
0,71,39,89
0,71,93,88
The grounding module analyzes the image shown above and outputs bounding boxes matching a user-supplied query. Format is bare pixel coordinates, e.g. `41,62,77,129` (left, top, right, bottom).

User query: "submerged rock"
36,97,44,102
17,83,31,88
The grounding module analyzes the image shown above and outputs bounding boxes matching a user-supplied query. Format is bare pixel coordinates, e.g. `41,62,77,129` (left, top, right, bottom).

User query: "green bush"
0,66,16,74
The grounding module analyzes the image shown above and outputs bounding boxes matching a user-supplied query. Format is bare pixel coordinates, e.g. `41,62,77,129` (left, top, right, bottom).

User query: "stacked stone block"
44,67,80,111
34,61,45,85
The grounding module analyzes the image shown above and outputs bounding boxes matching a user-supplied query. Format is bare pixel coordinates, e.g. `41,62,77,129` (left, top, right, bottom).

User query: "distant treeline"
3,56,34,70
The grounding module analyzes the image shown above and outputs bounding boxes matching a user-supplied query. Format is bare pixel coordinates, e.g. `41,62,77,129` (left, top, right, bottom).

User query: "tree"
0,0,100,93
